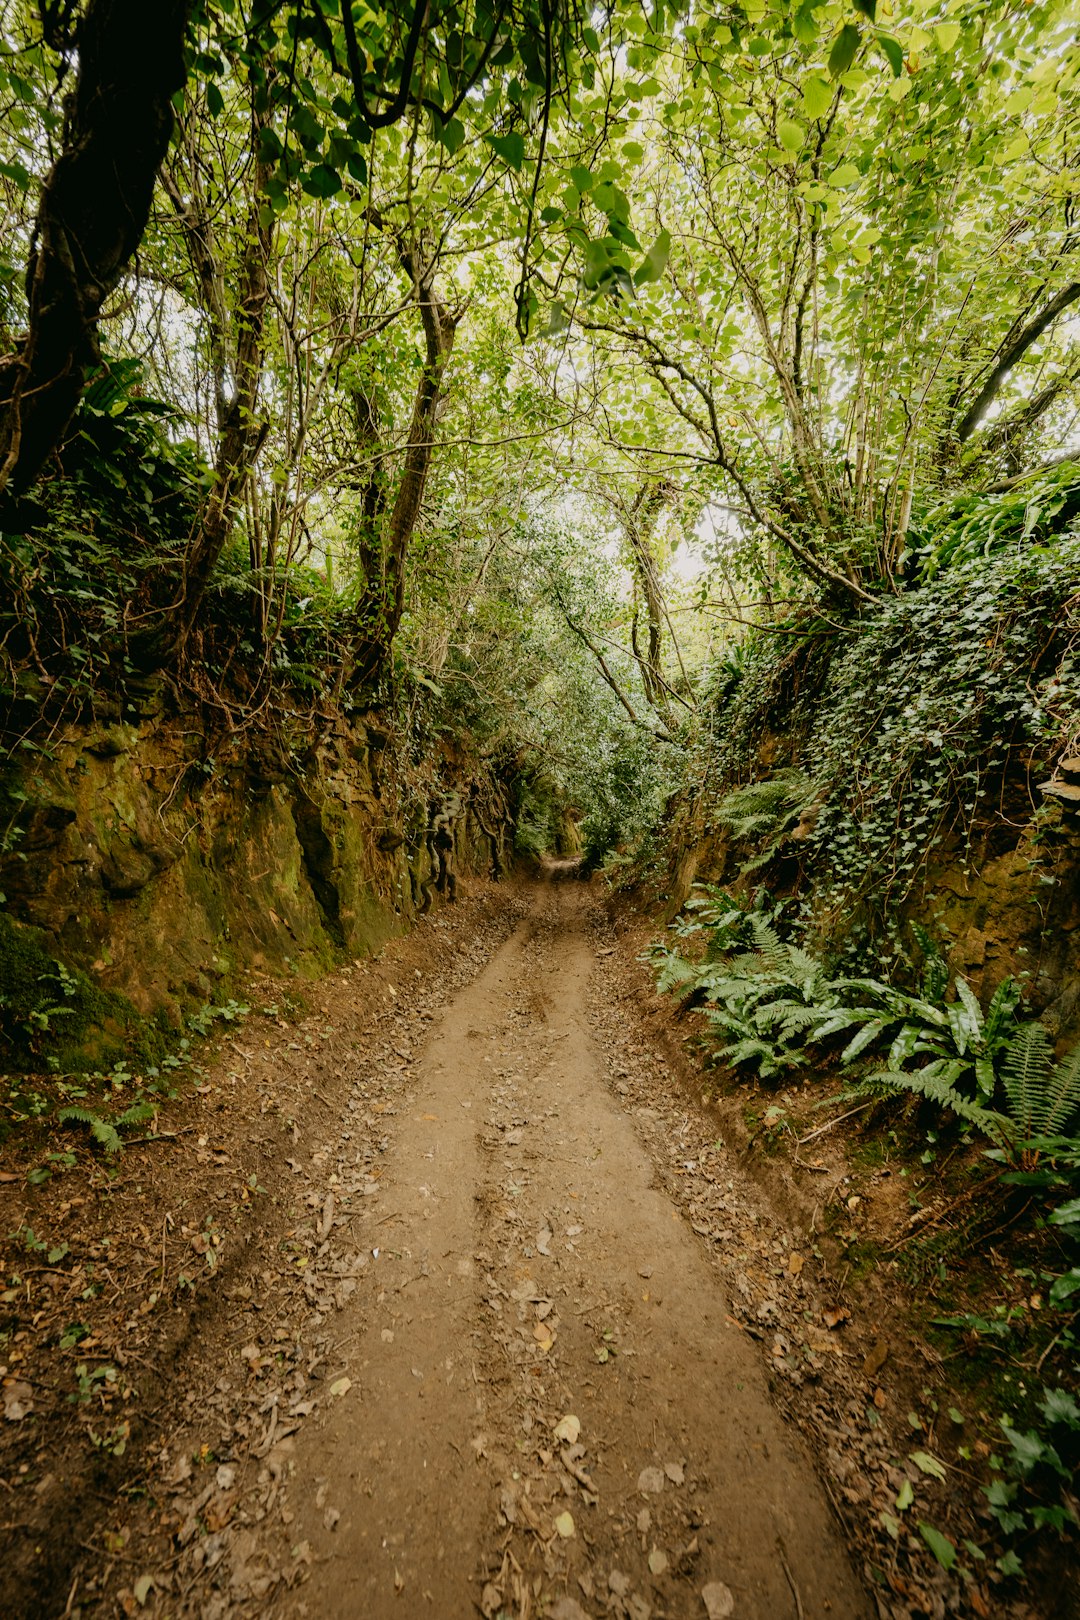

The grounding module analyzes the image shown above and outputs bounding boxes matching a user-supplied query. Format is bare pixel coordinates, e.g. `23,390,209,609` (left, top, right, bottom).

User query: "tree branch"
956,281,1080,443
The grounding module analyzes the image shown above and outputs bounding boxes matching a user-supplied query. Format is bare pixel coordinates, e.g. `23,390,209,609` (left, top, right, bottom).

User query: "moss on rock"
0,911,152,1072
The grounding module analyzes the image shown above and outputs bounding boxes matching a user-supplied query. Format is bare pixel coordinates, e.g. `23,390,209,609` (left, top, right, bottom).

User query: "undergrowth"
652,881,1080,1568
692,536,1080,968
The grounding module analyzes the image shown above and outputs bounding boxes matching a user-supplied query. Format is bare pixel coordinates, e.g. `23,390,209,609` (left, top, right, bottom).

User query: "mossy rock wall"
0,708,513,1069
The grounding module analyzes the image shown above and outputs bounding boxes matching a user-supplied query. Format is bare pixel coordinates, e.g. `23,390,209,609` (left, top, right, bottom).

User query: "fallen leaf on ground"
3,1380,33,1421
862,1339,889,1378
823,1306,850,1330
637,1465,665,1495
329,1376,352,1398
648,1548,669,1575
664,1460,685,1485
554,1510,576,1539
551,1601,590,1620
702,1581,735,1618
554,1414,581,1444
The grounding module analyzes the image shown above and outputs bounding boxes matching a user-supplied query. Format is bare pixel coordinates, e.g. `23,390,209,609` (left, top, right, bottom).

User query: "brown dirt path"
1,878,878,1620
260,881,870,1619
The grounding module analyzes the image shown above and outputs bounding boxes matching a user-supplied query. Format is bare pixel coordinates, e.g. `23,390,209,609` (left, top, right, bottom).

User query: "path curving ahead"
266,882,870,1619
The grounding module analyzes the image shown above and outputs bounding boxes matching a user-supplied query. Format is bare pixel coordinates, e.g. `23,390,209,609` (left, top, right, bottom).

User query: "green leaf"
934,21,961,51
828,24,861,78
1040,1387,1080,1426
1050,1268,1080,1305
974,1056,996,1099
434,115,465,155
778,119,805,154
582,238,616,288
0,159,32,192
910,1450,946,1481
793,2,821,45
841,1019,886,1063
488,131,526,170
895,1479,914,1511
302,163,343,199
802,75,834,120
1001,1424,1050,1474
634,229,671,287
1048,1198,1080,1225
205,81,225,117
877,34,903,77
918,1523,956,1570
852,0,876,20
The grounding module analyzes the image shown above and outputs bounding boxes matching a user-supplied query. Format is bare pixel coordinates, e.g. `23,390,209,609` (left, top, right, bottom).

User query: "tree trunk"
619,482,672,723
0,0,190,498
168,106,274,655
349,239,456,686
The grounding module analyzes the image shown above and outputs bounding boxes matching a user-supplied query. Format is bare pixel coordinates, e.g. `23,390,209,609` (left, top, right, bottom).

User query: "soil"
0,875,1057,1619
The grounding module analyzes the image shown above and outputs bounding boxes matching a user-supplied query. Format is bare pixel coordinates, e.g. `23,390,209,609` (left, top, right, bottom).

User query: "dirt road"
252,881,868,1619
3,879,876,1620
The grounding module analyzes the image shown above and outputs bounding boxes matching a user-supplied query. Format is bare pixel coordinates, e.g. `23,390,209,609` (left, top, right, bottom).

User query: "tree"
0,0,189,496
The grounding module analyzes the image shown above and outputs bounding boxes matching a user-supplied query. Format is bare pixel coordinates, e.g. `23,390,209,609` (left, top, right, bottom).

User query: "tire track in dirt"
268,882,870,1619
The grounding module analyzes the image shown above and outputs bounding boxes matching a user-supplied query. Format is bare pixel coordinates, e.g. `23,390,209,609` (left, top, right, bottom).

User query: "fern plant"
712,769,819,874
843,1063,1012,1141
653,893,1044,1132
833,973,1022,1100
686,915,847,1080
842,1016,1080,1150
1000,1023,1080,1141
58,1100,157,1154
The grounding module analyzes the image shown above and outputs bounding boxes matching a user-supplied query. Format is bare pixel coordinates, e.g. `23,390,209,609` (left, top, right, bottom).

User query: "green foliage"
651,901,845,1081
985,1385,1080,1546
0,360,208,711
0,912,146,1074
910,462,1080,583
848,973,1023,1109
651,890,1080,1148
698,540,1080,962
56,1100,157,1156
847,1065,1009,1141
712,768,817,873
1000,1024,1080,1141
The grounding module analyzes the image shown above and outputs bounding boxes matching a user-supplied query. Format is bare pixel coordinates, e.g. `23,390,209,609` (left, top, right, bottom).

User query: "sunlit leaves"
801,75,833,120
778,118,805,154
